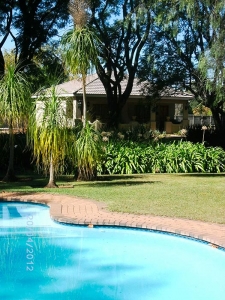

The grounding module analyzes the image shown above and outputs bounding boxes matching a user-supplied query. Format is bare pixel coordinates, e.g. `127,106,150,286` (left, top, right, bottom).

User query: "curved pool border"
1,192,225,250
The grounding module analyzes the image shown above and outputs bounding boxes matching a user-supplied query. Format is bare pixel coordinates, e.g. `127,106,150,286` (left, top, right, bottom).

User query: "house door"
158,105,169,131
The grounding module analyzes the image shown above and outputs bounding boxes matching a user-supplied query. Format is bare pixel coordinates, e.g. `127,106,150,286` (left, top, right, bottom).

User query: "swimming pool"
1,201,225,299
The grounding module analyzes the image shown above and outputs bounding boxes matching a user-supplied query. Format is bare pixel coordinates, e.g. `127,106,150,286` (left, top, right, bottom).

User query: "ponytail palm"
28,85,75,188
61,27,100,125
75,122,103,181
0,61,32,181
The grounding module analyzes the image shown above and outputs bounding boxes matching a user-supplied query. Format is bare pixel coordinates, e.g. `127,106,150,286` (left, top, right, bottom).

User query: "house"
37,74,194,133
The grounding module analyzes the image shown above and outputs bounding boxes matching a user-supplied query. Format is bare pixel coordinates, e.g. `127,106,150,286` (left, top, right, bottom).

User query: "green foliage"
99,141,147,175
0,60,32,181
99,141,225,175
138,0,225,131
0,0,70,74
27,85,76,185
0,61,32,128
27,47,69,92
61,27,100,76
61,26,101,125
89,0,152,125
75,123,103,180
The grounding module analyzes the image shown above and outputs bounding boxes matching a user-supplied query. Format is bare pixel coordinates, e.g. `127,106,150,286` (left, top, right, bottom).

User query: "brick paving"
1,191,225,248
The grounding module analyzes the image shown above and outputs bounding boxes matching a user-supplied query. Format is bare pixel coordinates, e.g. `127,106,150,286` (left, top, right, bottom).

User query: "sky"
3,36,14,51
1,26,70,52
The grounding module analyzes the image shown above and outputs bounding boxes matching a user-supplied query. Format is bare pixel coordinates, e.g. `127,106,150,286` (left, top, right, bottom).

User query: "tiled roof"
76,77,144,96
55,73,193,99
158,87,193,98
55,73,98,95
77,77,106,95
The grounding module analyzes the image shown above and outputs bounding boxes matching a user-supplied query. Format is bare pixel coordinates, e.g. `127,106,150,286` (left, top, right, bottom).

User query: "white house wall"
36,101,44,126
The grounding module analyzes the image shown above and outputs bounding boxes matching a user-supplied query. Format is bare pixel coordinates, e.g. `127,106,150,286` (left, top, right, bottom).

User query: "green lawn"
1,173,225,224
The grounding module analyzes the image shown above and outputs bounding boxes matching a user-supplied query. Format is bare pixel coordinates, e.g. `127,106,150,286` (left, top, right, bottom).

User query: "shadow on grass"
0,174,48,190
98,175,145,181
180,173,225,177
0,172,76,183
0,172,159,191
76,180,157,188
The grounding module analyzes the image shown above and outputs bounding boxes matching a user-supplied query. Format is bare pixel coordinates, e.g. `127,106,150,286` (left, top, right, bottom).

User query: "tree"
75,122,103,181
26,46,70,92
0,1,13,75
27,85,75,188
89,0,153,126
0,0,70,74
61,0,103,181
61,0,100,126
2,47,69,94
0,60,32,181
138,0,225,131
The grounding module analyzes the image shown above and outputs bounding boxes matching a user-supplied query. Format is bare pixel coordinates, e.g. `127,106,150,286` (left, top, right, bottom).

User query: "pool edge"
1,193,225,250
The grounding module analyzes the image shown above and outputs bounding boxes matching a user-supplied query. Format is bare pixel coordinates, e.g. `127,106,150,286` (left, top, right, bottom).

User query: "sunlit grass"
1,173,225,224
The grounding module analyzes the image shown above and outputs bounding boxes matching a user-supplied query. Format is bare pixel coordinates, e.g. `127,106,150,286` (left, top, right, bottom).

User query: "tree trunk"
97,69,135,128
106,93,120,127
82,74,87,127
211,106,223,132
107,95,128,128
2,122,17,182
0,50,4,76
45,154,58,188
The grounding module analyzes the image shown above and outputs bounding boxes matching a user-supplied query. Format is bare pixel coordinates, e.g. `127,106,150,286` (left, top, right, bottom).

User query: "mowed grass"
0,173,225,224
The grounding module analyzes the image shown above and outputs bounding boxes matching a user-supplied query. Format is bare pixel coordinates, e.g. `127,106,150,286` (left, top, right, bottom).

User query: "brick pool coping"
1,191,225,248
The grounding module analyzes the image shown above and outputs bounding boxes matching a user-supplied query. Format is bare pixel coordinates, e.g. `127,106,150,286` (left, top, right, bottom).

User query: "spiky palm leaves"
28,86,75,187
61,1,102,180
61,26,100,126
0,61,32,181
75,122,103,181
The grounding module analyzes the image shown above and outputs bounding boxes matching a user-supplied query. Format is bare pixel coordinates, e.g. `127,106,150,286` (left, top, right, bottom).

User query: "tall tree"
0,0,70,74
90,0,153,126
61,0,103,181
3,46,69,93
61,0,100,126
0,1,13,75
138,0,225,131
75,122,103,181
29,46,69,92
0,60,32,181
28,85,75,188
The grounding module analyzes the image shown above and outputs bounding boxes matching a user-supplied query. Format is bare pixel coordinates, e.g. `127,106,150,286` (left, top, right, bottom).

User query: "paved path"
1,192,225,248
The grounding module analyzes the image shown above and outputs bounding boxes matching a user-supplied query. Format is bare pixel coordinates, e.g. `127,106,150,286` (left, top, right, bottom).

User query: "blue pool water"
0,202,225,300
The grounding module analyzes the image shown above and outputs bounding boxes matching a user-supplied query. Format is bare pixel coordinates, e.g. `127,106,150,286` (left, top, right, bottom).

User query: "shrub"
75,123,103,180
98,141,148,174
98,140,225,174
